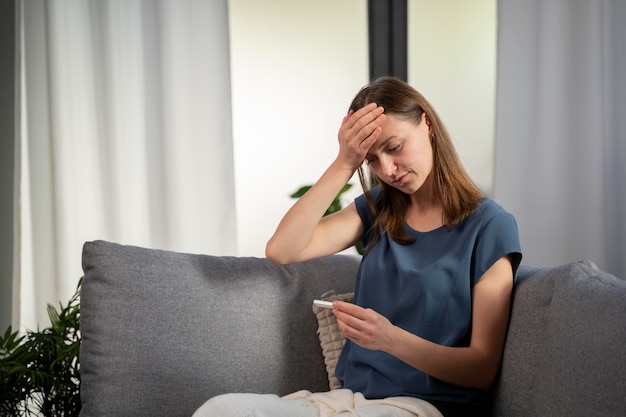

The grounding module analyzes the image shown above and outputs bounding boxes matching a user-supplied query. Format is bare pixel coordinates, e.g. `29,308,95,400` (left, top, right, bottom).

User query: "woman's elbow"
265,240,291,265
470,359,502,391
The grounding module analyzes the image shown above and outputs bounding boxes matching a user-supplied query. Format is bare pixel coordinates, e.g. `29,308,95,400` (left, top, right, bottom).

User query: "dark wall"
0,0,16,330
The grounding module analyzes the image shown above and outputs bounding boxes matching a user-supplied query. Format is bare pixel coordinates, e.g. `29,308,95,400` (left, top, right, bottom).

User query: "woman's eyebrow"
365,136,397,160
373,136,396,151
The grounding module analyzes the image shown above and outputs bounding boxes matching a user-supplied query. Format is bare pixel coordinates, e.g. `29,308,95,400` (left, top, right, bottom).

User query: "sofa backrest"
81,241,626,417
80,240,360,417
492,260,626,417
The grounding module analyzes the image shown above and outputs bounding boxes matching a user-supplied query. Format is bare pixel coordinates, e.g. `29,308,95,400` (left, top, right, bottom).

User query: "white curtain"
17,0,236,331
494,0,626,278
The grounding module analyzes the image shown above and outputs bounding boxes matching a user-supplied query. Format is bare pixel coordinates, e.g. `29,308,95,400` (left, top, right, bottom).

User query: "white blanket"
282,389,444,417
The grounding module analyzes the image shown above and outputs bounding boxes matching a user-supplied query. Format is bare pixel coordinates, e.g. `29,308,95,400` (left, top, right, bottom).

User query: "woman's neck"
406,180,443,232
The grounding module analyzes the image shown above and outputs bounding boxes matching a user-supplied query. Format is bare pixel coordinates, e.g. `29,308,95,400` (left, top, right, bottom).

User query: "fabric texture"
337,193,522,404
80,240,626,417
491,260,626,417
312,292,354,389
192,389,443,417
17,0,236,332
79,240,360,417
284,390,443,417
494,0,626,279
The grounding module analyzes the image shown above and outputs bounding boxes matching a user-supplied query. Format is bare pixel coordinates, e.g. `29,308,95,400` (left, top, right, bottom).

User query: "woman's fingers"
344,103,379,127
337,103,385,168
333,301,393,350
345,104,385,137
340,104,384,137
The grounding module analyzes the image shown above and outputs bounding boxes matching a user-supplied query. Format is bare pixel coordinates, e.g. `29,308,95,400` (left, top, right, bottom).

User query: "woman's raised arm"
265,103,385,264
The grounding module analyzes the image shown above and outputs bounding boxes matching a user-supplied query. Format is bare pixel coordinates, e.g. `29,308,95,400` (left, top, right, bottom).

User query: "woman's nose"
380,155,396,177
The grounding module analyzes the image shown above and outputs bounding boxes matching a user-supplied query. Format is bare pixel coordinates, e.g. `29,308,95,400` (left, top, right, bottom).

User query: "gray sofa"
79,240,626,417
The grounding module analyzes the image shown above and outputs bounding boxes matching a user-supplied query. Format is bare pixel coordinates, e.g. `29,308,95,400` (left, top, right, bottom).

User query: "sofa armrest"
492,261,626,417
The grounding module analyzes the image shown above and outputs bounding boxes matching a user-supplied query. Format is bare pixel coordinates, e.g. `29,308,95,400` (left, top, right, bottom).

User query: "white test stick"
313,299,334,309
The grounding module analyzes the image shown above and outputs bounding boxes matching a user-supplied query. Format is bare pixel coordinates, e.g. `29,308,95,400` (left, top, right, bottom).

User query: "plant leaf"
289,185,312,198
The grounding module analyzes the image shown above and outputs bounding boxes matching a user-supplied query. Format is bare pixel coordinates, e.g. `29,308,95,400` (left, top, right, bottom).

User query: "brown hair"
351,76,485,250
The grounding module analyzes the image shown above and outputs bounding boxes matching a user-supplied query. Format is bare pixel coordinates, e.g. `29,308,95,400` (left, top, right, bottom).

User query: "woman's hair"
350,76,485,250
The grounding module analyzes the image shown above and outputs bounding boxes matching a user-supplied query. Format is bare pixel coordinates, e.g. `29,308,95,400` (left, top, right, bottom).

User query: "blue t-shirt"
335,190,522,405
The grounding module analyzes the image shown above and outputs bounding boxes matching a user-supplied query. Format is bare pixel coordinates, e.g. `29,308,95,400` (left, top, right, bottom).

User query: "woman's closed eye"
388,143,402,153
366,144,401,164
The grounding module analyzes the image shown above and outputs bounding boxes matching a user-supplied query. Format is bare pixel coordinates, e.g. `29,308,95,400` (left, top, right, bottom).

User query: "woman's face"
365,113,434,195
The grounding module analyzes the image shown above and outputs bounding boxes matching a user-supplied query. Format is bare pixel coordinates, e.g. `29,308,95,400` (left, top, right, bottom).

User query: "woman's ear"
423,112,432,129
423,113,435,141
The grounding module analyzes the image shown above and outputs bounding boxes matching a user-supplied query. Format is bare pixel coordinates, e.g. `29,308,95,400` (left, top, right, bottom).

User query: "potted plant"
0,278,82,416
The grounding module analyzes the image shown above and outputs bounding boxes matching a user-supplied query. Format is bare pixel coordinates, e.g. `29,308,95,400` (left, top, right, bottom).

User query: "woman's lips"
392,173,408,185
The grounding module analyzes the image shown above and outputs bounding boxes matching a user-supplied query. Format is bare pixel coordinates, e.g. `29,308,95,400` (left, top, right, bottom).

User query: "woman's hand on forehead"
337,103,386,171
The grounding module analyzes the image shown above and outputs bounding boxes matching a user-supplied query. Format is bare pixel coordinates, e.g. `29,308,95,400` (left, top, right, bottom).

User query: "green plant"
290,183,364,254
0,277,82,416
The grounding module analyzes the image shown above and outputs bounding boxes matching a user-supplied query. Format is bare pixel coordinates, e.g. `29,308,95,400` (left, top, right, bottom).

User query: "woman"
194,77,522,417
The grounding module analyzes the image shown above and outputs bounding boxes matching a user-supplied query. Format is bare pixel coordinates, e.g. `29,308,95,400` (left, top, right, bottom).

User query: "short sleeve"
472,211,522,286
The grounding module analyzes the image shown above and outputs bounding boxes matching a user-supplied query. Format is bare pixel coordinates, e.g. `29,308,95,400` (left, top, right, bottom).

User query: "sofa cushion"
492,260,626,417
80,240,360,417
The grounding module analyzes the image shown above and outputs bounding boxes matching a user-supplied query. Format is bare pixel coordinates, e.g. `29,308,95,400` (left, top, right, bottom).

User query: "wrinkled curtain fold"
17,0,235,330
494,0,626,278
